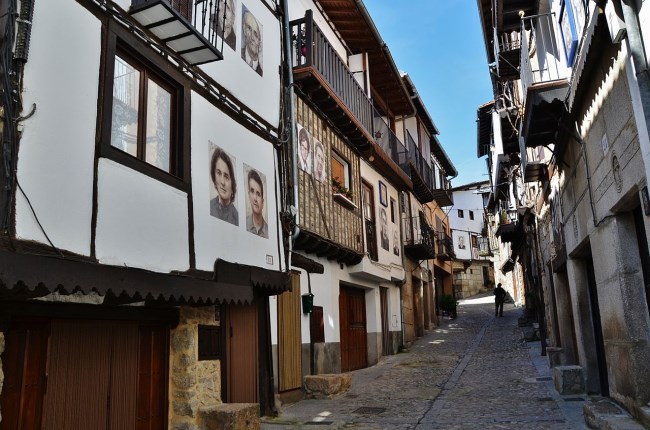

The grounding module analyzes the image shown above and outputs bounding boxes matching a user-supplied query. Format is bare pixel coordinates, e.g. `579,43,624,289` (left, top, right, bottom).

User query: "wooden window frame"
331,150,350,188
100,21,191,192
458,209,464,218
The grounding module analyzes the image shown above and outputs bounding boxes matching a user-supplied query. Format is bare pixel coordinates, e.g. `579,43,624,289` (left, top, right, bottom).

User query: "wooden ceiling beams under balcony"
316,0,414,117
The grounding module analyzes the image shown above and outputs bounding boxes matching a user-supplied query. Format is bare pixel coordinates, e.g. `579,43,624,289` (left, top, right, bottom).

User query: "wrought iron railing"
402,131,434,191
403,214,435,249
133,0,223,49
520,13,569,105
436,231,454,258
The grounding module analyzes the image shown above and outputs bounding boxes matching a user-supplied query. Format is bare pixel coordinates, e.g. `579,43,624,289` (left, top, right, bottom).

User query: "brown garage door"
339,286,367,372
1,320,168,430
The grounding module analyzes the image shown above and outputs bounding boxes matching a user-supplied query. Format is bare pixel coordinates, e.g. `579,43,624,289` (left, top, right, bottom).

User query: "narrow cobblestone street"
262,294,587,429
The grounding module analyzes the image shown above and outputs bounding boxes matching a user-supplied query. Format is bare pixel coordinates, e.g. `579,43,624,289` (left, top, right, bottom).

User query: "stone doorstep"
198,403,259,430
639,405,650,428
303,373,352,399
584,399,647,430
553,365,585,395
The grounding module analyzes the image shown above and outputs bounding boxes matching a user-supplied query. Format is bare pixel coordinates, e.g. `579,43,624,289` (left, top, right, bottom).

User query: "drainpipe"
280,0,300,270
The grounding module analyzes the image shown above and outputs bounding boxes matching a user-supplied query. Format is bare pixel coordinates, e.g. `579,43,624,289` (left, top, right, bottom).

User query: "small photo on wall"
380,208,389,251
241,4,263,76
393,230,399,256
208,142,239,226
313,139,327,183
244,164,268,238
296,123,312,174
212,0,237,51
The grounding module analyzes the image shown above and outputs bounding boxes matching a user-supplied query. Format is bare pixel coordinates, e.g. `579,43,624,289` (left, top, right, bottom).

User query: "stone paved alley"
262,294,588,429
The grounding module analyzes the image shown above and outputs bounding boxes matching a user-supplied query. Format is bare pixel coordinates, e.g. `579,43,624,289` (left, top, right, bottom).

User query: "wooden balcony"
403,215,436,260
520,13,569,150
400,132,435,204
290,11,412,189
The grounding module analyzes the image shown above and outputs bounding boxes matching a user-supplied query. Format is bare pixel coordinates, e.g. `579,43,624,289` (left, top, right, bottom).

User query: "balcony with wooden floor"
290,11,412,190
520,13,569,151
403,215,436,261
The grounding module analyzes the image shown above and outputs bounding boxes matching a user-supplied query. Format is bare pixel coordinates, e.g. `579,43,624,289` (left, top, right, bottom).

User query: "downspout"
280,0,300,271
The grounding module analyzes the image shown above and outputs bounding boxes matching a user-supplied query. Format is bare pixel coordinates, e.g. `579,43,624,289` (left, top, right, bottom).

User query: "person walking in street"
494,283,506,317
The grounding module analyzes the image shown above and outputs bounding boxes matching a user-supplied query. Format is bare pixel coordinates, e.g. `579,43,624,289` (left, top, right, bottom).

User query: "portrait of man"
245,164,268,238
313,139,326,183
241,5,263,76
393,230,399,256
212,0,236,51
297,125,311,174
380,208,389,251
209,143,239,226
458,235,466,249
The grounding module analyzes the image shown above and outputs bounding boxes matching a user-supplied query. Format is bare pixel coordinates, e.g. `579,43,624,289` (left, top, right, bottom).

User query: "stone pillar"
566,256,602,394
591,214,650,412
552,270,579,365
169,306,221,430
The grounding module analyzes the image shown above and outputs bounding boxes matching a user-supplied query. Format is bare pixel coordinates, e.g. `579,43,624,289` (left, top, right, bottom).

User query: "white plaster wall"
360,161,403,267
640,1,650,64
448,189,485,233
192,94,282,271
95,159,190,272
15,0,100,255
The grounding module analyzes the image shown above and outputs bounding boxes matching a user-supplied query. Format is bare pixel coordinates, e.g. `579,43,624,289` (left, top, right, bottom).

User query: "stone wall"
169,306,221,430
453,262,491,299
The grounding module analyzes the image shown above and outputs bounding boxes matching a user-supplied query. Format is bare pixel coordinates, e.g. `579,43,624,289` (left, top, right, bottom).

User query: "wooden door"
380,288,391,356
277,273,302,392
1,319,168,430
0,321,49,430
339,286,367,372
224,304,259,403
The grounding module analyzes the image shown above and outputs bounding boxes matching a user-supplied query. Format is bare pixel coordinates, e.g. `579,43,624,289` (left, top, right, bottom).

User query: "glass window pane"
145,79,172,172
111,56,139,158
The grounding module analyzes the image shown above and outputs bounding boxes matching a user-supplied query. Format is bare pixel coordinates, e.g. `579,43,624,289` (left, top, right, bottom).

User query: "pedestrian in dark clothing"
494,283,506,317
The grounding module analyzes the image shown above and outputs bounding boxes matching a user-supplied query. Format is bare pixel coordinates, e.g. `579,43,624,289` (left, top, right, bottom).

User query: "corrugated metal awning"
0,250,290,305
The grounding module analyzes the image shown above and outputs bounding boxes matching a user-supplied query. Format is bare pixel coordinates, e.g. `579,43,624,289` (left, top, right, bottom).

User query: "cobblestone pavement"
262,294,588,430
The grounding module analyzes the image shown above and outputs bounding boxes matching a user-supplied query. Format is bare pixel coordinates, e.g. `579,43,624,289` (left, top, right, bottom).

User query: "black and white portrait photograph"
297,124,312,174
244,164,268,238
458,235,466,249
393,230,399,256
209,142,239,226
212,0,237,51
380,208,389,251
313,139,327,183
241,4,263,76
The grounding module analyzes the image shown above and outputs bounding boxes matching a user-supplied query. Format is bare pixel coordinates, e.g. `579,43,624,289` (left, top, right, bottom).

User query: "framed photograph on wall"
559,0,578,66
378,181,388,207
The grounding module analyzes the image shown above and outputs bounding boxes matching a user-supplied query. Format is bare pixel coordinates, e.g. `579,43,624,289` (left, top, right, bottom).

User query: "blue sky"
364,0,493,186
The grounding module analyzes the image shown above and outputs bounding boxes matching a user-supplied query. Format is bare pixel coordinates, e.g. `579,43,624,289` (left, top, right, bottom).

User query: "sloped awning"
0,250,290,305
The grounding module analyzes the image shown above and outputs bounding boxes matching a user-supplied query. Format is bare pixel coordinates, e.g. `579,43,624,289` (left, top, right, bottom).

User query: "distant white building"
447,181,495,298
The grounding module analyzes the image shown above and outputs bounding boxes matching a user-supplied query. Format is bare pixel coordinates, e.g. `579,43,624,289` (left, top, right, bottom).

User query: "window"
101,23,190,190
458,209,464,218
111,53,174,173
469,210,474,220
198,325,221,360
331,151,350,188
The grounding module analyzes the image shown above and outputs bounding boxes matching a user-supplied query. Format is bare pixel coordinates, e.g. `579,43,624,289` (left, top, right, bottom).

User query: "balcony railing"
493,27,521,79
130,0,224,65
520,13,569,105
436,231,454,260
402,214,436,260
291,11,374,137
290,11,406,171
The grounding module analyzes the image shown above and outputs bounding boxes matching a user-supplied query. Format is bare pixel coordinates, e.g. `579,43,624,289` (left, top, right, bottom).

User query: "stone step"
303,373,352,399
